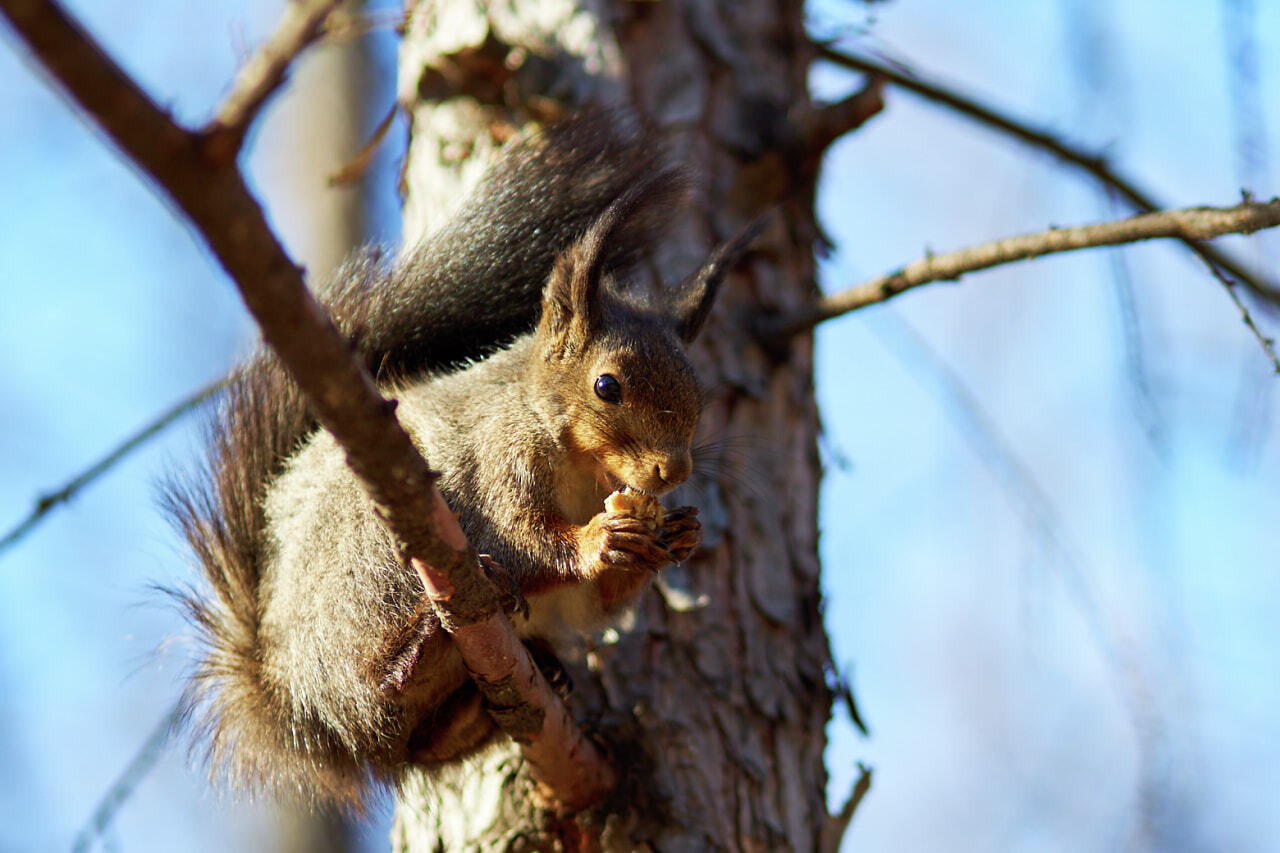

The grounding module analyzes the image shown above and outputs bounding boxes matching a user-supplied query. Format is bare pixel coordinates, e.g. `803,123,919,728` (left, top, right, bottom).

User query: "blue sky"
1,1,1278,851
811,2,1280,850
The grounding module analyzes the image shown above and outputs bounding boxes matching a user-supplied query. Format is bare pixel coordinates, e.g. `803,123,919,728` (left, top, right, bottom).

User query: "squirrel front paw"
580,490,662,572
657,506,702,564
591,512,668,571
589,491,701,571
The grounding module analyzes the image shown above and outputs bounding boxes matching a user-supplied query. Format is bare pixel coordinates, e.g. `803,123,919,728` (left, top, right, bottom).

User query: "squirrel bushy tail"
328,113,682,379
164,112,683,804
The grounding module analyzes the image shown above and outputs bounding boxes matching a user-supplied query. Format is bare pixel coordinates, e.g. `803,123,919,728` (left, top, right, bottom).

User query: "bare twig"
1,0,614,810
0,377,227,558
1221,0,1277,459
817,45,1280,306
328,98,400,186
829,660,869,736
798,74,885,154
70,703,180,853
1204,262,1280,373
1104,233,1170,452
765,199,1280,342
321,7,407,41
203,0,344,160
818,764,872,853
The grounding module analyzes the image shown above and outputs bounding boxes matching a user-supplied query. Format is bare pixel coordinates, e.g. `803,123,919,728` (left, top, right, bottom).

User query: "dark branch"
817,45,1280,307
0,0,615,809
1203,262,1280,374
797,74,885,155
819,764,873,853
0,0,199,189
0,377,227,558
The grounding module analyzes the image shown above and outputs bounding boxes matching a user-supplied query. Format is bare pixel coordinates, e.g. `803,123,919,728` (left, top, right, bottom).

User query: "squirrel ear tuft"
541,237,602,349
541,175,689,352
670,214,768,343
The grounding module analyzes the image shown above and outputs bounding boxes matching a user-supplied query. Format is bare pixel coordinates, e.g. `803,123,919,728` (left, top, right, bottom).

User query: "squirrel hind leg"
524,636,574,699
405,682,498,766
402,642,572,768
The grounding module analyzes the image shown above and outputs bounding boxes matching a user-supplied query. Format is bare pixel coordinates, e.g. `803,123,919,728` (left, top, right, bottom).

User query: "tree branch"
0,377,227,558
203,0,344,161
0,0,614,810
764,199,1280,372
817,45,1280,307
797,74,885,155
70,702,180,853
1203,262,1280,374
818,764,873,853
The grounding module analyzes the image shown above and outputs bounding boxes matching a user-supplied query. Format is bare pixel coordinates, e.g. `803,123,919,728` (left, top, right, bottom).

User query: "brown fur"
166,113,755,809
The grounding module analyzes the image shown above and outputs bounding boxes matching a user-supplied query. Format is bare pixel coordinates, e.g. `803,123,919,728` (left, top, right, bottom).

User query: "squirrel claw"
659,506,702,564
598,512,668,569
601,537,668,568
479,554,529,620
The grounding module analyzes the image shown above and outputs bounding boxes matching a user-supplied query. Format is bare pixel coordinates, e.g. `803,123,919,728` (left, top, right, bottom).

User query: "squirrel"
165,112,759,808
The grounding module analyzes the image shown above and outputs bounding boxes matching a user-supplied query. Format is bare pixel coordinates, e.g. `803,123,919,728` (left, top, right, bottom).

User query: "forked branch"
0,0,614,809
765,199,1280,372
819,46,1280,307
204,0,346,160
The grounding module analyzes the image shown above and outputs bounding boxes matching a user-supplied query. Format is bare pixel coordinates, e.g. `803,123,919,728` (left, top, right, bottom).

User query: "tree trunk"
255,0,376,283
392,1,832,849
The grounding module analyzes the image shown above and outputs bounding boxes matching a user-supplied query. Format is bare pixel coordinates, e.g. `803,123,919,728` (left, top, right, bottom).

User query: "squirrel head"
531,180,727,497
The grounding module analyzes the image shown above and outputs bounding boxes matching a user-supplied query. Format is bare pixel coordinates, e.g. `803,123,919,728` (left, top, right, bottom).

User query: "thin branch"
1104,231,1170,452
1204,262,1280,373
765,199,1280,345
0,378,227,558
328,98,400,186
817,45,1280,306
203,0,344,160
321,7,407,41
818,764,872,853
828,659,869,736
0,0,614,810
797,74,885,155
70,703,180,853
1220,0,1277,460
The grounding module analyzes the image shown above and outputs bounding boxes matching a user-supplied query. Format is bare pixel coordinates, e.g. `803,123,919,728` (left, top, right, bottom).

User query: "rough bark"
392,1,832,850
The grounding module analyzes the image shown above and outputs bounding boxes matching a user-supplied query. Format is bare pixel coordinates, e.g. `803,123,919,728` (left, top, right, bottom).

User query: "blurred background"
1,1,1277,850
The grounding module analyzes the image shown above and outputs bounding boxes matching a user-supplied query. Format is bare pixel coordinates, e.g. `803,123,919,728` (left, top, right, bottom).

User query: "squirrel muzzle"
598,445,693,496
651,449,693,492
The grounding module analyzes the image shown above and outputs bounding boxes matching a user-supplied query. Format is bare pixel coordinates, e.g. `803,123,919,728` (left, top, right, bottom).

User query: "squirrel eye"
594,374,622,404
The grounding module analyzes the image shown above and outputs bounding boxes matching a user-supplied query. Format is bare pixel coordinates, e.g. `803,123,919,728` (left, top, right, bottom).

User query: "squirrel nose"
655,454,692,488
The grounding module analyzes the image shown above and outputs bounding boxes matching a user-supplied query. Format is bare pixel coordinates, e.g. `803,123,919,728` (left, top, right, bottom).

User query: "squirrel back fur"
166,113,755,807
